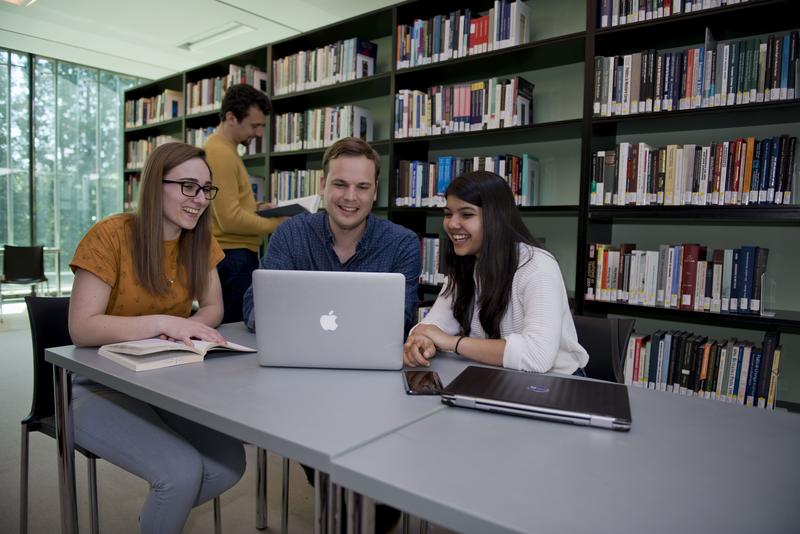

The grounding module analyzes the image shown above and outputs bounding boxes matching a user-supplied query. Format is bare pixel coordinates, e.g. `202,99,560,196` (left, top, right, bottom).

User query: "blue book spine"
732,345,744,396
738,246,757,314
781,34,790,95
695,46,704,108
746,348,762,406
661,333,673,390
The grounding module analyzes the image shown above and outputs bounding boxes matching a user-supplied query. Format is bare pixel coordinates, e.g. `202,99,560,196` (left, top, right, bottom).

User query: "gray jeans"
72,379,245,534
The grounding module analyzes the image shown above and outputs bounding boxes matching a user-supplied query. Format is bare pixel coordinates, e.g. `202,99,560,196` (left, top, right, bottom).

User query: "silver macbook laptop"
252,270,404,369
441,366,632,431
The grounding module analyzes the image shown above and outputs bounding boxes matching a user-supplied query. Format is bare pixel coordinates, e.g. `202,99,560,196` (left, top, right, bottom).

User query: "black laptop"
441,366,632,431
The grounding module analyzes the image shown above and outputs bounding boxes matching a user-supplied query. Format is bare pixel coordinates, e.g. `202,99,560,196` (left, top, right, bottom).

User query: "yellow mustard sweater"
205,133,279,251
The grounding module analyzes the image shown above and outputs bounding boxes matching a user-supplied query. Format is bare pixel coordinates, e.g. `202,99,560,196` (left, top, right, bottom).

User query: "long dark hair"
132,142,213,299
442,170,541,338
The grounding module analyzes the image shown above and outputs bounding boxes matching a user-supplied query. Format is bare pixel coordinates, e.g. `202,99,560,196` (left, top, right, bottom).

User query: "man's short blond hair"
322,137,380,182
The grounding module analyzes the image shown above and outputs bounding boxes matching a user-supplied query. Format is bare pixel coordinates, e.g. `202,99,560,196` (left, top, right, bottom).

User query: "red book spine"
680,244,701,310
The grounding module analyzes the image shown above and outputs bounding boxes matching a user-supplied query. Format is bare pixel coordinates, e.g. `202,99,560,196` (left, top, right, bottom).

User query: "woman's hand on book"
158,316,225,347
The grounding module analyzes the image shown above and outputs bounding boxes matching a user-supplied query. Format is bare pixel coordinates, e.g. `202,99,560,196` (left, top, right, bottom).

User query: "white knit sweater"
419,243,589,374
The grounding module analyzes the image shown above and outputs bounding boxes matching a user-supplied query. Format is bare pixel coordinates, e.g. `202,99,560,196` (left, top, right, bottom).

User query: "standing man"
205,84,282,323
243,136,421,334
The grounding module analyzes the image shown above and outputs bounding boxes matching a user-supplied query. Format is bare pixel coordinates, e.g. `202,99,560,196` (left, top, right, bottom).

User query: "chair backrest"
573,314,635,384
3,245,45,281
23,296,72,423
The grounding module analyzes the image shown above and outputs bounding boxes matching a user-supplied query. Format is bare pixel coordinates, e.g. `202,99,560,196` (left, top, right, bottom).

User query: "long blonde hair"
132,142,213,298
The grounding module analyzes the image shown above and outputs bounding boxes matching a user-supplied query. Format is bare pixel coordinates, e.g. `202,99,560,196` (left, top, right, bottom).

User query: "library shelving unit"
581,0,800,409
121,0,799,409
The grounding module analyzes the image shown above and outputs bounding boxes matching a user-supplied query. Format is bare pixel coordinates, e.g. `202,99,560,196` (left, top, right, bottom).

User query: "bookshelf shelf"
592,100,800,135
594,0,795,54
184,109,220,121
271,73,391,109
394,32,586,86
241,153,267,162
588,205,800,223
394,119,583,146
270,140,391,159
392,205,579,216
124,168,142,174
584,301,800,335
124,117,183,134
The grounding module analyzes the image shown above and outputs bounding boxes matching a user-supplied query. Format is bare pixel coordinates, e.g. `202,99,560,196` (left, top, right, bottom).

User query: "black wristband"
454,335,465,355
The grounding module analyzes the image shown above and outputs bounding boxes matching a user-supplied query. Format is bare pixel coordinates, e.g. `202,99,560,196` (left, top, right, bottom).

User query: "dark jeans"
301,464,401,533
217,248,259,324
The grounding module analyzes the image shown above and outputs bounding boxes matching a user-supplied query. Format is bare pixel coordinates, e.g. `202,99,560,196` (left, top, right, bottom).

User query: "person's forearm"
70,314,171,347
189,304,223,328
453,336,506,366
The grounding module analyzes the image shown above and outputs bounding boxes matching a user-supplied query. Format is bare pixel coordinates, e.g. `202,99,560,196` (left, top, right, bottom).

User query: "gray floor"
0,306,442,534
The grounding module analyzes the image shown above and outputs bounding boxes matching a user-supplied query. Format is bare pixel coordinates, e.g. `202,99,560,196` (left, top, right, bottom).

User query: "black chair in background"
1,245,48,323
21,296,223,533
573,314,635,384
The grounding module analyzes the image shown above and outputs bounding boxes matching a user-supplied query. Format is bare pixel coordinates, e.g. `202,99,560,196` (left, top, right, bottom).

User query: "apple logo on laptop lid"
320,310,338,331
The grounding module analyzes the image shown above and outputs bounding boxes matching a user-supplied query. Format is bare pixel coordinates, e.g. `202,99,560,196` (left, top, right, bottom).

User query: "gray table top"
331,384,800,534
44,323,470,471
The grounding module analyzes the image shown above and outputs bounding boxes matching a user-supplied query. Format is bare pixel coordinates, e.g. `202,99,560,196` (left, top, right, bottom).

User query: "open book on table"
257,194,321,217
98,338,256,372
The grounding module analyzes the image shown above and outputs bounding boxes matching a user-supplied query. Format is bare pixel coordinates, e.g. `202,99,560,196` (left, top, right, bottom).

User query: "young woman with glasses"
67,141,244,533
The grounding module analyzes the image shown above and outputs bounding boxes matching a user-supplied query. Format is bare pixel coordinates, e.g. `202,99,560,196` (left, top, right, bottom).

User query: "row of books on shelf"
272,37,376,96
598,0,752,29
592,29,799,117
185,64,267,115
624,329,781,410
420,236,446,285
395,153,539,208
395,0,531,69
589,135,797,206
586,243,770,315
124,174,141,210
269,169,324,204
394,76,534,138
125,136,179,169
273,105,373,152
124,90,183,128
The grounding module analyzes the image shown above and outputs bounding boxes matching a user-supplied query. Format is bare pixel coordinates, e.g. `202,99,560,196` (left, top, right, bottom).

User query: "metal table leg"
314,469,331,534
256,447,268,529
345,488,375,534
53,366,78,533
282,457,290,534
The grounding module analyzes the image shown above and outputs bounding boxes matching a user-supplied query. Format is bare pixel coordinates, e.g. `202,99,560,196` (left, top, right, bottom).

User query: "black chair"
20,296,98,534
2,245,48,323
20,296,222,533
573,314,635,384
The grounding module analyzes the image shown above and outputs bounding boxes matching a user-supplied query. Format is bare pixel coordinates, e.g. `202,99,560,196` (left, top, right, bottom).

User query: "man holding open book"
206,83,284,324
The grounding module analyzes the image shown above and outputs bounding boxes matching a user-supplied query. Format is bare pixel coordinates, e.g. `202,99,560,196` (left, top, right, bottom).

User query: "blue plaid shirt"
243,212,420,332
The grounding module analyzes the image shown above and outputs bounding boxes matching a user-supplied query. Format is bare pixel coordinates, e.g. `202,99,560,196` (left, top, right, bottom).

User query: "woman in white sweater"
404,170,589,375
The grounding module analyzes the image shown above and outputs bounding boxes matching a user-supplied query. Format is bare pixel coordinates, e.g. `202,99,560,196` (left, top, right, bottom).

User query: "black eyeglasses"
162,180,219,200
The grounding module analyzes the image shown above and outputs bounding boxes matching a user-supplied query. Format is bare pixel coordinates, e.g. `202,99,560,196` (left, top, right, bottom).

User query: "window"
0,48,142,294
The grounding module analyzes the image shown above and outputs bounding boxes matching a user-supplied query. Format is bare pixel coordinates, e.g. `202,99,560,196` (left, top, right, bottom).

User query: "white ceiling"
0,0,400,80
